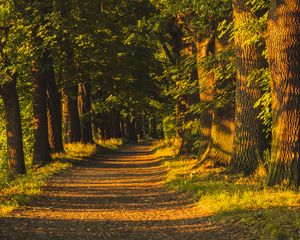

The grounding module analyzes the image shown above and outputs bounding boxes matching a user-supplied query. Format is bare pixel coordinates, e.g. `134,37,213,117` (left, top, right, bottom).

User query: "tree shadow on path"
0,143,248,240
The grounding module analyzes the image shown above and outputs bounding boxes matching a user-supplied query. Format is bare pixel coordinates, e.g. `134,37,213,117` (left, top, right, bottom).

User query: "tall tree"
32,51,51,165
194,37,235,167
0,24,26,174
78,83,93,143
266,0,300,186
31,1,52,165
63,92,82,143
0,79,26,174
230,0,266,175
45,51,64,153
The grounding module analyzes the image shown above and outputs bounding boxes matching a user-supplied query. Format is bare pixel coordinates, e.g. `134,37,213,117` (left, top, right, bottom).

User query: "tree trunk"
176,45,200,156
110,110,122,138
32,55,51,166
194,36,235,167
266,0,300,186
196,37,215,147
126,116,138,142
176,95,193,155
62,93,69,143
120,118,126,138
62,92,82,143
230,0,266,175
209,106,235,166
45,52,64,153
1,80,26,174
150,117,157,139
78,83,93,143
136,114,144,141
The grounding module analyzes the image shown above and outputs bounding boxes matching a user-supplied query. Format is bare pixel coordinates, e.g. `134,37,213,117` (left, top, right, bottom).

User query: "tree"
78,83,93,143
0,79,26,174
230,0,267,175
0,19,26,174
266,0,300,186
45,51,64,153
32,51,51,165
31,1,53,165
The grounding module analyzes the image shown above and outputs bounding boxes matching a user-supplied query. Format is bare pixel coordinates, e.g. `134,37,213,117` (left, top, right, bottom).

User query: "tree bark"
266,0,300,186
62,92,82,143
209,106,235,166
32,54,51,166
196,37,215,146
194,36,235,167
126,116,138,142
45,52,64,153
120,118,126,138
176,95,194,155
230,0,266,175
110,110,122,138
150,117,157,139
0,79,26,174
78,83,93,143
136,114,145,141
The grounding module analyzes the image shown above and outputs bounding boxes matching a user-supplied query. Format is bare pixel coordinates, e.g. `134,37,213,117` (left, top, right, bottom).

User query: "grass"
97,138,124,151
152,138,180,158
0,161,71,216
155,140,300,240
0,139,123,217
64,142,97,158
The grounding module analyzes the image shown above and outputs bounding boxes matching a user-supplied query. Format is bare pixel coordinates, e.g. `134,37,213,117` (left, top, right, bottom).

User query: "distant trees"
0,0,164,176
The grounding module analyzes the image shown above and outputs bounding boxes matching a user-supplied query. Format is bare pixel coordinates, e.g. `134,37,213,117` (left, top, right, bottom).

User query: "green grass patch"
96,138,124,151
0,141,106,217
160,147,300,239
0,161,71,216
64,142,97,158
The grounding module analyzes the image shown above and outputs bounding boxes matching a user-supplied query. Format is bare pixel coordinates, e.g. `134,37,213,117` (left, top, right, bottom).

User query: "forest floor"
0,143,249,240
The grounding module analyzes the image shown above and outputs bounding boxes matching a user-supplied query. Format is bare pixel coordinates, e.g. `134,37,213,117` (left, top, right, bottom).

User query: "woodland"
0,0,300,239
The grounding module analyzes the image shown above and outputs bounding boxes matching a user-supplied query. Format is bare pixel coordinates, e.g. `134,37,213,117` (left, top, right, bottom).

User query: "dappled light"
0,145,245,239
1,0,300,239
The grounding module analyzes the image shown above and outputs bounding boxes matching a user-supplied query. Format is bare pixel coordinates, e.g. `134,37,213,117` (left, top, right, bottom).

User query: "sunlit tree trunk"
196,37,215,149
0,79,26,174
194,37,235,167
266,0,300,186
209,106,235,165
45,52,64,153
176,95,191,155
163,21,198,154
230,0,266,175
78,83,93,143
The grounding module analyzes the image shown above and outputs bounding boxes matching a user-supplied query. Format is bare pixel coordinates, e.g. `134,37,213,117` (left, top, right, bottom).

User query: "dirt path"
0,144,244,240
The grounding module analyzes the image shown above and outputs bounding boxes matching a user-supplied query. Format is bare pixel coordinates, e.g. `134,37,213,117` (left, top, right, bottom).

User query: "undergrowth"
97,138,124,150
155,139,300,240
0,161,71,216
64,142,97,158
